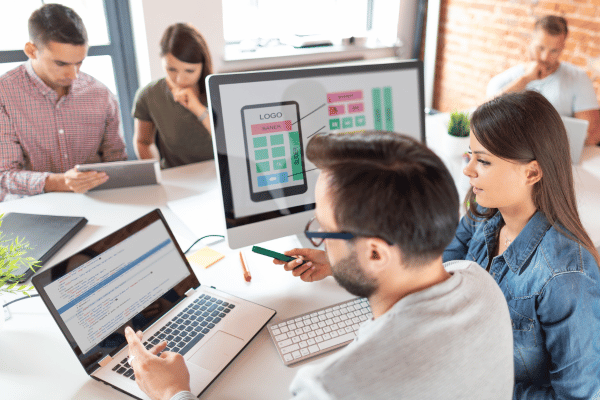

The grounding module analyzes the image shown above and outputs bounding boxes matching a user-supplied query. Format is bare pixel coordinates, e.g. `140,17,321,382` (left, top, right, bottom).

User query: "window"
0,0,139,159
222,0,401,57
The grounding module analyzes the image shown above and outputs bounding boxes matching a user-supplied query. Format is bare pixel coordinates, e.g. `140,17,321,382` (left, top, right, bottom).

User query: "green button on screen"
273,159,287,170
255,149,269,160
270,134,284,146
253,136,267,148
256,161,270,173
272,146,286,158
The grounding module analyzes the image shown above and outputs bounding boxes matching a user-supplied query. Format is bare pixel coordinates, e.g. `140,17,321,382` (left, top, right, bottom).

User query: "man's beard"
331,251,378,298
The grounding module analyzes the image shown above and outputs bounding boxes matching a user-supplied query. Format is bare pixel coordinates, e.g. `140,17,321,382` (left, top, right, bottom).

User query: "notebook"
561,116,589,164
32,209,276,400
76,159,161,191
0,212,87,283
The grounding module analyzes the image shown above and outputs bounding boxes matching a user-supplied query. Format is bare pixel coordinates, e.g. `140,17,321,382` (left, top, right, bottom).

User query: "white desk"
0,161,353,400
1,122,600,400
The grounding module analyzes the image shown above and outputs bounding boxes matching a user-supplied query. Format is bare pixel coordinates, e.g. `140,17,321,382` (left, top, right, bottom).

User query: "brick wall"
433,0,600,112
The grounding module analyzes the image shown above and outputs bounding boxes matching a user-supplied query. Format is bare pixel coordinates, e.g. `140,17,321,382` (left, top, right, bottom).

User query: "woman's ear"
524,160,543,186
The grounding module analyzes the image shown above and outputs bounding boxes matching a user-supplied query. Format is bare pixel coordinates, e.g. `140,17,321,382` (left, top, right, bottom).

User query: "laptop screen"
33,209,200,374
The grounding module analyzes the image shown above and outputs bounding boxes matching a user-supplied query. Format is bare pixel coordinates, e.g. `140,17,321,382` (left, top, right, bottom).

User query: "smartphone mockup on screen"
241,101,307,202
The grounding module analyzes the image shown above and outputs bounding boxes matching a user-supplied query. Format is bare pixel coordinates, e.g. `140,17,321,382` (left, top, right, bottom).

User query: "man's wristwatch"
198,109,209,122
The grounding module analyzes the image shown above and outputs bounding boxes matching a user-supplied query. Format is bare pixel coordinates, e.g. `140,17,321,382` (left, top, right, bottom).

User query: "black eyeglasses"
304,217,395,247
304,217,355,247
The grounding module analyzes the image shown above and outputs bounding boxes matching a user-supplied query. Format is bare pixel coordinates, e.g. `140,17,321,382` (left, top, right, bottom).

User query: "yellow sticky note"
187,246,225,269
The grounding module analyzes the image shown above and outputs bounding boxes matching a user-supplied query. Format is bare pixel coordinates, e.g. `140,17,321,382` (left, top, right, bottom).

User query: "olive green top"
132,78,214,168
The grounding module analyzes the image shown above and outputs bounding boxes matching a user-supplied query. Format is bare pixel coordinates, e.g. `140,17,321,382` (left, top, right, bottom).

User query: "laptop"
32,209,276,400
561,116,589,164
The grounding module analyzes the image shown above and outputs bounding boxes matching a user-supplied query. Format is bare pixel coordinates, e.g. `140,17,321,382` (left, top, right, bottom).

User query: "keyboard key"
278,338,292,347
317,332,355,351
281,343,299,354
292,351,302,359
300,348,310,356
124,369,134,377
284,354,293,362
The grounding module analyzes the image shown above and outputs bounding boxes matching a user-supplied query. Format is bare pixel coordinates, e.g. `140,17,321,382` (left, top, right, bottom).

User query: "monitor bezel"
207,59,426,230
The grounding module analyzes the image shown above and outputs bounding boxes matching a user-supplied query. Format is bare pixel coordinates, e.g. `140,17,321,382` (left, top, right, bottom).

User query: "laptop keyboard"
112,293,235,380
268,297,371,366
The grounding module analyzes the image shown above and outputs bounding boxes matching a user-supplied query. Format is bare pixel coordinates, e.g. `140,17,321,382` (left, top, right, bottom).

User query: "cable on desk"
2,294,40,308
183,235,225,254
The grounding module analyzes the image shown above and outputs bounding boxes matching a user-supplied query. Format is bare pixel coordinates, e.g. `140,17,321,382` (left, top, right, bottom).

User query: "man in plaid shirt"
0,4,127,202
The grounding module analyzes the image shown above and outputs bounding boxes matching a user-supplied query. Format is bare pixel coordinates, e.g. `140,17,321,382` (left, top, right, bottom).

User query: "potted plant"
447,110,471,138
0,214,39,328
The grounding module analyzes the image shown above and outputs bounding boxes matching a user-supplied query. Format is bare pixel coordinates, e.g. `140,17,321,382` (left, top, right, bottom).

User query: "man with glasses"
124,131,514,400
0,4,126,201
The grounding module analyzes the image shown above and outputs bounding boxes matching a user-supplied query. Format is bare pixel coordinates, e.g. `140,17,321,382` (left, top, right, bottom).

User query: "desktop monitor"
207,59,425,249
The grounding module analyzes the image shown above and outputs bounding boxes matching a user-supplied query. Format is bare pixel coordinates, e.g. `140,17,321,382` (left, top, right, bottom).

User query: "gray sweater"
170,260,514,400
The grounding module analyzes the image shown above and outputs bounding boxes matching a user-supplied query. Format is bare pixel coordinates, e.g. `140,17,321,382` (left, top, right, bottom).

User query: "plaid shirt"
0,62,127,201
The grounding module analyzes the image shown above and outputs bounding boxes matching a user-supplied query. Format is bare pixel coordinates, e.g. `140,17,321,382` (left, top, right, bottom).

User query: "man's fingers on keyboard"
149,341,167,355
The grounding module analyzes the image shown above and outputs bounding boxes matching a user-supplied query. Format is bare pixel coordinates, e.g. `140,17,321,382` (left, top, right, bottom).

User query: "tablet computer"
76,159,161,191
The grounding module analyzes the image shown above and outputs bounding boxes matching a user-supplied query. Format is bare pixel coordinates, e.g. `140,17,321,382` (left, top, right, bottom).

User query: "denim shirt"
444,210,600,400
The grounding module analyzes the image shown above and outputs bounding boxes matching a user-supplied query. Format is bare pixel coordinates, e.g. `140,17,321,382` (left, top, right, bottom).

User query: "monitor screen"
207,60,425,249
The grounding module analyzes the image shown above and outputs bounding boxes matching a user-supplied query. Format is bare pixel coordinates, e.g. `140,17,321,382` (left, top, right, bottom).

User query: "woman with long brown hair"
132,23,214,168
444,90,600,398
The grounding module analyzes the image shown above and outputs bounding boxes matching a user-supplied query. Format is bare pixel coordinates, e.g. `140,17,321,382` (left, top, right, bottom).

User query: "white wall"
131,0,421,87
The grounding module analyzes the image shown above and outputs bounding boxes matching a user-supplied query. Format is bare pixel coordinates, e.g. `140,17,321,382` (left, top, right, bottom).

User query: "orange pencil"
239,251,251,282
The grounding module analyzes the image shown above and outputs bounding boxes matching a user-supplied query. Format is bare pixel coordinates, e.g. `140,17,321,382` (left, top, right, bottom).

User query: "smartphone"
241,101,307,202
252,246,306,266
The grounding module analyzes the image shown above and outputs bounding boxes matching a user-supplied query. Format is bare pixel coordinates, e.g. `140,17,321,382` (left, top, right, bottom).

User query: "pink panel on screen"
327,90,363,103
251,120,292,135
347,103,364,113
328,105,345,116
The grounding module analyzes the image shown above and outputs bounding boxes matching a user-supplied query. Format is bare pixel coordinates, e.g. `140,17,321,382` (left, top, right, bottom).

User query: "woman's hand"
172,87,205,117
273,248,332,282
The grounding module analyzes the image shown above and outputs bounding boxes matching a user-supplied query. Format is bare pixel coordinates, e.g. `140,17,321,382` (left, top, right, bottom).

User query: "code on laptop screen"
44,220,190,354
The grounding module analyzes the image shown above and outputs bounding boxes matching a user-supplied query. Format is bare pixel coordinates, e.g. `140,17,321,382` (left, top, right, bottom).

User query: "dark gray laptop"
33,209,275,399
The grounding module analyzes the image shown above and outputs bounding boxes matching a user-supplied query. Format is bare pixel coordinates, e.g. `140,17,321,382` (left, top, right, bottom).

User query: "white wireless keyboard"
268,297,372,365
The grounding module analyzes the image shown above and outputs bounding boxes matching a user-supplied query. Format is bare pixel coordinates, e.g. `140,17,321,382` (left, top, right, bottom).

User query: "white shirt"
486,62,599,116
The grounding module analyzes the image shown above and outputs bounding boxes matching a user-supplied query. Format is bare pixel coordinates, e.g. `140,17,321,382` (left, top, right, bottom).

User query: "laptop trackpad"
188,331,244,372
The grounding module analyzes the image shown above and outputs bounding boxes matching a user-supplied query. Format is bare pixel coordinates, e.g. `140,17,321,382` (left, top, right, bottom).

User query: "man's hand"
45,167,108,193
273,248,332,282
172,88,205,118
125,326,191,400
523,61,548,82
64,168,108,192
